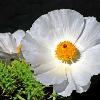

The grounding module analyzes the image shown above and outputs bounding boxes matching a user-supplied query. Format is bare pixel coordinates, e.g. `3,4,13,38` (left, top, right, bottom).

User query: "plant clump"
0,60,45,100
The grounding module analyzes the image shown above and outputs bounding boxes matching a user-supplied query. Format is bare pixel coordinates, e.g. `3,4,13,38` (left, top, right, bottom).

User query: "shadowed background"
0,0,100,99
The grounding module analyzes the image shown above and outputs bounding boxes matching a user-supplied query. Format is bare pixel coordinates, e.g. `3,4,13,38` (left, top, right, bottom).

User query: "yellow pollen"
55,41,78,63
16,44,22,54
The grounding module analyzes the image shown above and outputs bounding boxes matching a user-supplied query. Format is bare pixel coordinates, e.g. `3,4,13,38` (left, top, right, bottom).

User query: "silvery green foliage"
0,60,45,100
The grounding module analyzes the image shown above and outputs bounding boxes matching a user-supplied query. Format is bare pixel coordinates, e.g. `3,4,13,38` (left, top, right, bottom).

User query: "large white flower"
22,9,100,97
0,30,25,54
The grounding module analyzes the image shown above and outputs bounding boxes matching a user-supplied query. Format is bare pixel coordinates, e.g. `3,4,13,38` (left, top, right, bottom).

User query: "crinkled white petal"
53,80,69,93
29,9,84,45
54,81,90,96
0,33,16,54
34,61,57,75
22,33,52,67
70,44,100,87
12,30,25,46
0,40,9,52
35,63,67,85
76,17,100,51
80,44,100,74
54,68,91,97
76,82,91,93
56,67,75,97
70,65,92,86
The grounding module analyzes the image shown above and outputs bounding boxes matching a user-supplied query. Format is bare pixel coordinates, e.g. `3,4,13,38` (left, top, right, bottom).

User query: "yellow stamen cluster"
55,41,78,63
16,44,22,54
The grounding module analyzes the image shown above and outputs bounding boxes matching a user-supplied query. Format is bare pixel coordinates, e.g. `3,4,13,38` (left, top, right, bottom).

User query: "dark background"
0,0,100,100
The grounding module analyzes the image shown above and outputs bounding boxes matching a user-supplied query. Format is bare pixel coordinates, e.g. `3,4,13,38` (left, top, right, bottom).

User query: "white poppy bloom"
22,9,100,97
0,30,25,54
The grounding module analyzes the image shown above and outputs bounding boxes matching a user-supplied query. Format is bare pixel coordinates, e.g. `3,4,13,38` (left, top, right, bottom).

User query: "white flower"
22,9,100,97
0,30,25,54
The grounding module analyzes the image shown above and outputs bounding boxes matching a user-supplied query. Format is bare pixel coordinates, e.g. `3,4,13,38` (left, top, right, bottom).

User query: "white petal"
54,81,90,96
22,33,52,67
76,17,100,51
35,64,67,85
0,33,16,54
34,61,57,75
70,65,92,86
0,40,9,52
29,9,84,44
53,80,68,93
13,30,25,46
57,67,76,97
76,82,91,93
81,44,100,74
53,67,90,97
84,44,100,63
71,44,100,86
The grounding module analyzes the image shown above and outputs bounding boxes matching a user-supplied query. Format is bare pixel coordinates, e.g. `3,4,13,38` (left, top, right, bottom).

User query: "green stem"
16,94,25,100
53,90,56,100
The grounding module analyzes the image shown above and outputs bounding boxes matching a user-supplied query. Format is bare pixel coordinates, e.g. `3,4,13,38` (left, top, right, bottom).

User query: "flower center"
55,41,78,63
16,44,22,54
